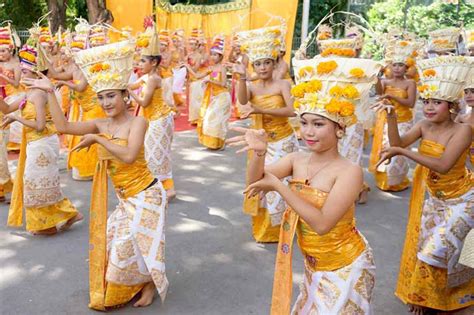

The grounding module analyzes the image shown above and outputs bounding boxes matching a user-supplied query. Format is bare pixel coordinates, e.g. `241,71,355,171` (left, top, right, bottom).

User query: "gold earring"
449,108,456,114
336,130,344,139
123,97,129,103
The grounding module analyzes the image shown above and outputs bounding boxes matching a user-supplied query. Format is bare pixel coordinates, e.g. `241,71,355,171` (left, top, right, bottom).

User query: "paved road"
0,120,410,315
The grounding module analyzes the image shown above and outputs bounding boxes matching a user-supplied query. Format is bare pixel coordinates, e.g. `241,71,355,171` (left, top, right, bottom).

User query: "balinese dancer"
369,38,418,192
129,22,176,200
48,21,106,181
374,55,474,315
170,29,186,108
228,34,249,119
0,22,19,200
186,28,208,125
233,25,299,243
2,30,81,235
158,29,175,110
187,35,230,150
0,23,23,152
228,57,379,313
25,39,168,310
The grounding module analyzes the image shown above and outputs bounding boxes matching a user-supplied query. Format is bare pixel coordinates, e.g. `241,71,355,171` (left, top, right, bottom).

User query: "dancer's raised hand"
370,98,394,116
226,126,267,154
21,71,55,92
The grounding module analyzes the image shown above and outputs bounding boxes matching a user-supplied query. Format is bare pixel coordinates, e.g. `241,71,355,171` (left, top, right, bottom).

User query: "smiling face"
252,58,275,80
422,98,452,122
389,62,407,77
97,89,128,118
464,88,474,107
300,113,340,152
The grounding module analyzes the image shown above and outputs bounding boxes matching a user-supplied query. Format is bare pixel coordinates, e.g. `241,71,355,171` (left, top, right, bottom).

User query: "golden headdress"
317,24,333,41
0,23,15,49
384,39,421,64
172,29,185,42
89,24,108,48
237,25,283,63
319,38,357,58
416,56,473,102
292,57,383,127
71,19,90,52
210,34,225,55
159,29,171,46
428,27,460,53
74,40,135,93
136,17,160,57
189,27,205,44
19,26,49,72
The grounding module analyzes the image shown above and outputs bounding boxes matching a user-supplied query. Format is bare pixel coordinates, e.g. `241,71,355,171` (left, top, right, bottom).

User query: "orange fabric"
106,0,153,36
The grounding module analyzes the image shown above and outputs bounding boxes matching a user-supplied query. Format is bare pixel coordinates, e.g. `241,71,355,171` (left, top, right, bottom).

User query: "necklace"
305,154,335,186
107,118,131,139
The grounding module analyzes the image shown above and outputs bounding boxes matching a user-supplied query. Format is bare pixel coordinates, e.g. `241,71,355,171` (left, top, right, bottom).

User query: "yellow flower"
418,84,428,93
293,99,301,109
339,101,355,117
329,85,343,97
240,44,248,53
137,37,149,48
399,41,409,47
349,68,365,78
325,98,341,114
306,80,322,92
342,85,360,99
291,84,306,98
271,50,278,59
274,38,281,46
317,60,338,75
406,57,415,67
423,69,436,77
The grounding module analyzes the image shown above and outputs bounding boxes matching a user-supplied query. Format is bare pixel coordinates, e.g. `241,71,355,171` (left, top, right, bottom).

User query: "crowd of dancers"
0,12,473,315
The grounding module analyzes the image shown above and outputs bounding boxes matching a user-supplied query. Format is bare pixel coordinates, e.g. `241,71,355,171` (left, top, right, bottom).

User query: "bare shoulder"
131,115,148,127
454,122,471,135
406,79,416,87
335,158,363,181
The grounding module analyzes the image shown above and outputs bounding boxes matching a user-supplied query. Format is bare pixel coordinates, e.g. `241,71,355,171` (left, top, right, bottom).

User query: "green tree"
365,0,474,59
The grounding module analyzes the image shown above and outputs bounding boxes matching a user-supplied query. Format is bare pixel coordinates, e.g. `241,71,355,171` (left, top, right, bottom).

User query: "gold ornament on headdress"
137,22,160,56
74,40,135,93
416,56,473,102
292,57,383,127
428,27,460,53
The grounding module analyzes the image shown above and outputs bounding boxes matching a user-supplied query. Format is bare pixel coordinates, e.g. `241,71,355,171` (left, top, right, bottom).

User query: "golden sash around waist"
250,94,293,142
270,180,365,315
419,139,472,200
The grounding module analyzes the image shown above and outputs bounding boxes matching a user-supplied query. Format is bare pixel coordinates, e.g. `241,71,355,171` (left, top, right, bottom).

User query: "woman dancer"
227,73,375,314
374,56,474,315
129,24,176,199
3,36,81,235
233,25,299,243
369,39,417,191
24,39,168,310
186,36,230,150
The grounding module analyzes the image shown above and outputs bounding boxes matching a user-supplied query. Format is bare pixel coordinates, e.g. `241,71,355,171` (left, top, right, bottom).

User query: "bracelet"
255,150,267,157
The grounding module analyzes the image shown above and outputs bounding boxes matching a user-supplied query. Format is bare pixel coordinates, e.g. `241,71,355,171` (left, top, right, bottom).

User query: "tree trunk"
47,0,67,33
86,0,105,24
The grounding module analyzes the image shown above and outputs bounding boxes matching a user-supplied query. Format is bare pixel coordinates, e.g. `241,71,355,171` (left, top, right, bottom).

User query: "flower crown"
416,56,473,102
384,39,421,65
210,35,225,55
0,24,14,49
237,25,284,63
319,38,357,58
292,57,383,127
137,22,160,56
74,40,135,93
428,27,460,52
